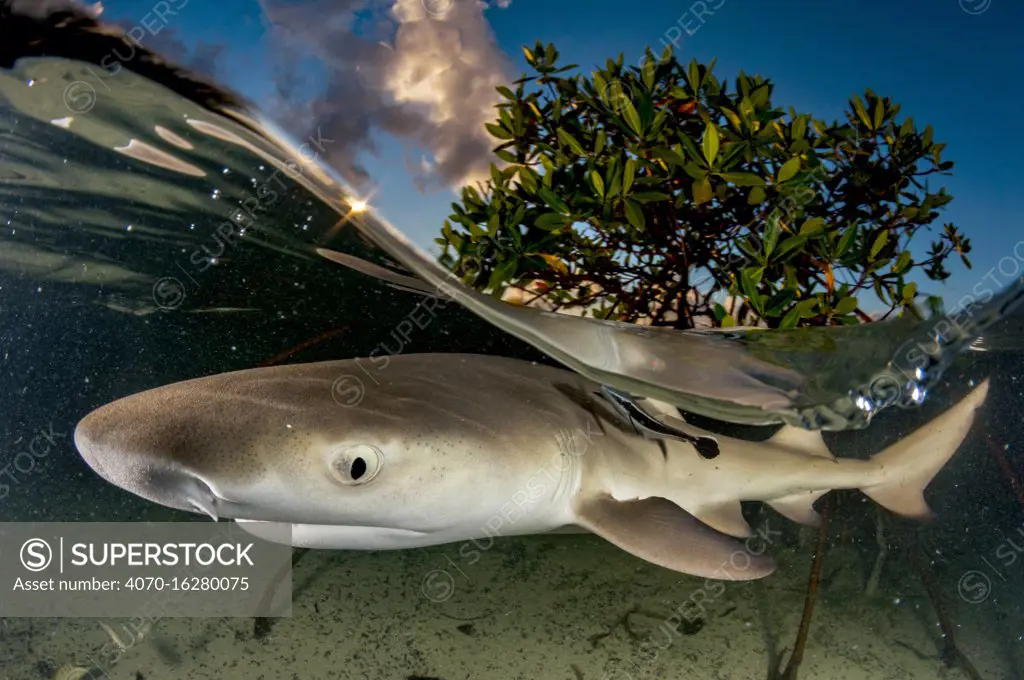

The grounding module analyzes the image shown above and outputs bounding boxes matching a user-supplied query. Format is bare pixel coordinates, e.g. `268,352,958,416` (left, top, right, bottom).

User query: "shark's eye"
328,444,384,486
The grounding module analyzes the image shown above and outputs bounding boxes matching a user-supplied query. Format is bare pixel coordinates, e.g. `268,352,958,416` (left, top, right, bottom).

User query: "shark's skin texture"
74,354,991,580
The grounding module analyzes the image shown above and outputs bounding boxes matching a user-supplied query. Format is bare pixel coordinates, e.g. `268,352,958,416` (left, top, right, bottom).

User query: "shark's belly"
235,512,578,550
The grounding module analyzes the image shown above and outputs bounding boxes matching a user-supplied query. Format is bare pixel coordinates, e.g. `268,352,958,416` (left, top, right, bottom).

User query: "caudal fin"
860,379,991,519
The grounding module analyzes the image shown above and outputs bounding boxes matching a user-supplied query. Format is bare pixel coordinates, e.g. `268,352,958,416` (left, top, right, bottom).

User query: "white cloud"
259,0,514,192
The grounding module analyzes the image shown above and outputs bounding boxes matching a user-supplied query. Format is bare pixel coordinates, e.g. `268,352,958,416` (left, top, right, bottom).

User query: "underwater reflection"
0,3,1021,434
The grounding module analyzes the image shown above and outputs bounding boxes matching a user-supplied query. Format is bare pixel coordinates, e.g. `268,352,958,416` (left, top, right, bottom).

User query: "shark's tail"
859,379,991,519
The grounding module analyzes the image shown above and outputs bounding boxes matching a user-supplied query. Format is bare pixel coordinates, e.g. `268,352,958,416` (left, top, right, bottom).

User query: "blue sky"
103,0,1022,309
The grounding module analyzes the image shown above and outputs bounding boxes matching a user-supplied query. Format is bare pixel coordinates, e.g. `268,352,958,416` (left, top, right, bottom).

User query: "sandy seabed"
2,524,1020,680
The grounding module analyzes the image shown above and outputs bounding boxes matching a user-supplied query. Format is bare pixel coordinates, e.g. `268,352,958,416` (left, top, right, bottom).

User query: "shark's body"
74,353,990,580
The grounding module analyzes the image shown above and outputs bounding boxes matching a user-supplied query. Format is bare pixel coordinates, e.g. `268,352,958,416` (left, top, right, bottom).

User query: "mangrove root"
769,494,832,680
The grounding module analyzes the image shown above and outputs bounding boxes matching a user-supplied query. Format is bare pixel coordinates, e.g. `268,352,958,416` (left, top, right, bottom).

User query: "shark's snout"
73,406,123,483
74,400,223,519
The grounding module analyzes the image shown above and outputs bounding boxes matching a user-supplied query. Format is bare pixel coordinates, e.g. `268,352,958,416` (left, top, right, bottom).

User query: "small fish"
51,665,90,680
98,621,127,650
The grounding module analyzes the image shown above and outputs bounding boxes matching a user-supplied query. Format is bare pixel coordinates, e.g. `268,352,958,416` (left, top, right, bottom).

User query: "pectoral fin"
572,495,776,580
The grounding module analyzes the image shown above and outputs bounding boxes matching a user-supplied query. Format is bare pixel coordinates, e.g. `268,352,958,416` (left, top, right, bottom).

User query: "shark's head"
73,358,536,533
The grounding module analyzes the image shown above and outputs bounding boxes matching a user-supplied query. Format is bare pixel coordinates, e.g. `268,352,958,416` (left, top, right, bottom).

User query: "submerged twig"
864,507,887,596
253,547,310,640
908,536,984,680
437,611,494,622
588,604,642,648
770,494,832,680
983,434,1024,511
257,326,351,367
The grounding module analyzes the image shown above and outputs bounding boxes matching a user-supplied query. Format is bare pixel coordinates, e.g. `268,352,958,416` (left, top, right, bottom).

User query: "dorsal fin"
694,502,753,538
768,425,834,459
767,490,829,526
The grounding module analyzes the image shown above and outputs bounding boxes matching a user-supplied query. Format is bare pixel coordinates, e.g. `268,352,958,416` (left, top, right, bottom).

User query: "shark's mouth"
231,519,434,550
232,518,432,535
187,498,219,522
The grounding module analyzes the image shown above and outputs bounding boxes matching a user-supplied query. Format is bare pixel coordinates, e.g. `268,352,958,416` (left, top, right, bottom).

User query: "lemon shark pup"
73,354,990,580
